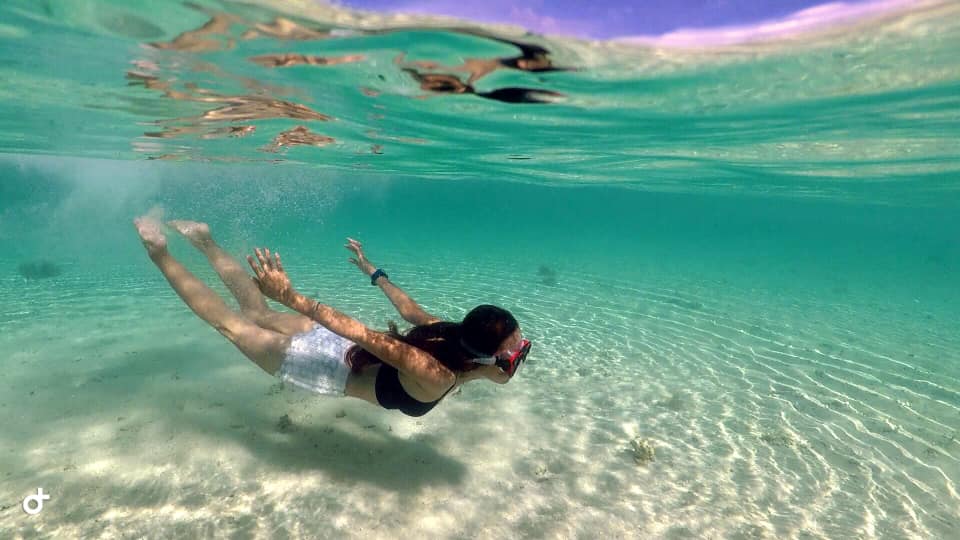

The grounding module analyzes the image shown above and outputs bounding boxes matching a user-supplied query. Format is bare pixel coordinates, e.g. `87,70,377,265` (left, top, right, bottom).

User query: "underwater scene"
1,0,958,538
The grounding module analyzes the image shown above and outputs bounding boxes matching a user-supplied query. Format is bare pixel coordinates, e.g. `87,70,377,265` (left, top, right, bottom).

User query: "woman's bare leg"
135,217,289,375
167,220,314,336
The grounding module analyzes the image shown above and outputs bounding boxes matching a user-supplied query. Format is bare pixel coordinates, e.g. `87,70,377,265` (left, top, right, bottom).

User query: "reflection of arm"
395,54,497,85
462,58,500,84
375,276,441,326
394,52,449,71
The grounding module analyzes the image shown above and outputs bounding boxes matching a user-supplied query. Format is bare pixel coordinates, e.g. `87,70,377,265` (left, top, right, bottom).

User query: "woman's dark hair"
476,87,562,104
344,305,518,374
498,54,567,72
460,304,518,354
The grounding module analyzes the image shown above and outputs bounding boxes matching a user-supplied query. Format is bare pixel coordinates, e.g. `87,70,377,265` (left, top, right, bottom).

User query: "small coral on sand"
631,437,655,465
537,264,558,286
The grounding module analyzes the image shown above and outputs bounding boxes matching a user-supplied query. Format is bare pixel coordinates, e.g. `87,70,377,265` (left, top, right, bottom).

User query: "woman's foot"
168,220,212,249
134,216,167,257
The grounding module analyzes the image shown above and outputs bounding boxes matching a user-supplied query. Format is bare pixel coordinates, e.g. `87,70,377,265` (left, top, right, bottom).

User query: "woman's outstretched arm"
344,238,440,326
247,247,454,390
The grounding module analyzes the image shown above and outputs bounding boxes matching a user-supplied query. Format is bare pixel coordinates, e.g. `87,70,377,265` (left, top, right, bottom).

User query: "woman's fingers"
246,255,262,278
255,247,278,271
248,248,285,279
346,238,364,253
255,248,273,272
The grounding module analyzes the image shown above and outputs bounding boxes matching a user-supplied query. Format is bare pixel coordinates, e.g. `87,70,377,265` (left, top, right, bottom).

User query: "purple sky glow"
337,0,917,43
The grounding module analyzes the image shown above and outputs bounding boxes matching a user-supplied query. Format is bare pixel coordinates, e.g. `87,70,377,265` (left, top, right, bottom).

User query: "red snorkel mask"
462,337,531,377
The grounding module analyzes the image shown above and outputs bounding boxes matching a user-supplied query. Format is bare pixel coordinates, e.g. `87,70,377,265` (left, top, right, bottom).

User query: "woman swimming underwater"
134,217,531,417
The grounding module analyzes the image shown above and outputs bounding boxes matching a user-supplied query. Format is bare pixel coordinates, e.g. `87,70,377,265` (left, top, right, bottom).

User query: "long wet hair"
344,305,519,374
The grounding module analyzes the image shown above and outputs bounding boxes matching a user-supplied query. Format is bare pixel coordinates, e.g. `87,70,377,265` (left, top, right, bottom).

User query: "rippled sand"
2,250,957,538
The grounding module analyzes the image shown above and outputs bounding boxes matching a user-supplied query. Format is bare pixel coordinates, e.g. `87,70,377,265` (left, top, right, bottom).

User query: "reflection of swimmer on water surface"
249,53,365,68
125,70,331,140
392,32,570,104
400,68,563,104
395,33,574,85
146,0,576,79
148,4,335,52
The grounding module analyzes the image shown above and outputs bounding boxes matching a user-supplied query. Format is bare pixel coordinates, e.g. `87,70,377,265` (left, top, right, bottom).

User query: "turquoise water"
1,1,959,538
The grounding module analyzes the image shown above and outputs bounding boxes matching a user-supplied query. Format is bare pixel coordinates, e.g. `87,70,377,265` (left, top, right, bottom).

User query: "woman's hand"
345,237,376,277
247,247,296,305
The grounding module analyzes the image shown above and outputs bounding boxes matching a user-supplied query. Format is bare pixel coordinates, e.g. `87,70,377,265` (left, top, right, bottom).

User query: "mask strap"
460,339,497,364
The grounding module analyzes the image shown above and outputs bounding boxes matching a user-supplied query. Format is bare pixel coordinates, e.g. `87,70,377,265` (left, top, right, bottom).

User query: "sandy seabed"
1,260,958,539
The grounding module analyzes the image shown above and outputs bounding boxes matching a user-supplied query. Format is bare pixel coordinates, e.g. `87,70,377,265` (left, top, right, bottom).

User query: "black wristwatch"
370,268,388,285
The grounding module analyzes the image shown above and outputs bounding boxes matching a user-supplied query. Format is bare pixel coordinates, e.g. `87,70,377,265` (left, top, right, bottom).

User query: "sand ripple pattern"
361,259,960,538
1,261,958,538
